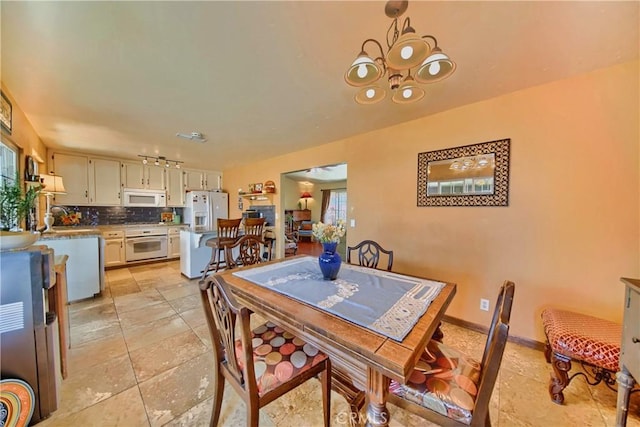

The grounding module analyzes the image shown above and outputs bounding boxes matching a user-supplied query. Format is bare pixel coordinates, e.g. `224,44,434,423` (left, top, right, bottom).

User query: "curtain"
320,189,331,223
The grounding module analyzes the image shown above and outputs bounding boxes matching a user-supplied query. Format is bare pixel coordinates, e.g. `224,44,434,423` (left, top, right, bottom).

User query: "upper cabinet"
51,153,121,206
121,162,165,190
184,168,222,191
165,168,184,207
89,158,121,205
51,152,89,205
50,151,220,207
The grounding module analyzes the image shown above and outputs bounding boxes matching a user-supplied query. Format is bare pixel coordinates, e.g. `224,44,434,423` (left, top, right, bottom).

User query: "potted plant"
0,176,42,250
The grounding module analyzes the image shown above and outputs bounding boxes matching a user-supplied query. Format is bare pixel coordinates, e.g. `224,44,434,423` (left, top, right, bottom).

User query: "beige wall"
0,83,48,171
224,60,640,342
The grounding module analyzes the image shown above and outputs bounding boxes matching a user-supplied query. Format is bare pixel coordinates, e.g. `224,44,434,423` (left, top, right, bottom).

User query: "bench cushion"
389,339,481,425
541,308,621,372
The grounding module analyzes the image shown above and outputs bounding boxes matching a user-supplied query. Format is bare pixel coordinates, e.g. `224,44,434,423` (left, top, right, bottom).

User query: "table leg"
365,367,390,427
616,368,635,427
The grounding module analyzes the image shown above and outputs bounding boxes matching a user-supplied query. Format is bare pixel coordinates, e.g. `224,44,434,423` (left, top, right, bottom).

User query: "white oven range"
125,227,168,262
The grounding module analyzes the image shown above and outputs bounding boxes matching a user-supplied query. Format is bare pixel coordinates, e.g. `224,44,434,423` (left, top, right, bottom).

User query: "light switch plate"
350,219,356,227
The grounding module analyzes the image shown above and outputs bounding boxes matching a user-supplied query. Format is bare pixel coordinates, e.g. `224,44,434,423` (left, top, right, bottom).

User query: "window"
0,140,18,185
323,189,347,225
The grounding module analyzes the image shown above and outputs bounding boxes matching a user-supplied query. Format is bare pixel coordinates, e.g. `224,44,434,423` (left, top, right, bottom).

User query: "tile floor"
37,260,639,427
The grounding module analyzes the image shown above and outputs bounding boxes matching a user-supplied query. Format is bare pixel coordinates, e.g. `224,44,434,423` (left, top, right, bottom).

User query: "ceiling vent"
176,131,207,143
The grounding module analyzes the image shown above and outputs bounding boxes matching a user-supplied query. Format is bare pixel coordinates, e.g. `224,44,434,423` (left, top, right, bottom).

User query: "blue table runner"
232,256,445,342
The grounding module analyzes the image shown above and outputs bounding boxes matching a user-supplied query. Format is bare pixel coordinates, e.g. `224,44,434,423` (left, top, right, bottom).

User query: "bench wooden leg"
549,352,572,404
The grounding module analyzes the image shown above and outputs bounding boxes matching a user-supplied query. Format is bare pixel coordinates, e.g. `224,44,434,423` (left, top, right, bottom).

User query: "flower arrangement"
60,212,81,226
312,220,346,244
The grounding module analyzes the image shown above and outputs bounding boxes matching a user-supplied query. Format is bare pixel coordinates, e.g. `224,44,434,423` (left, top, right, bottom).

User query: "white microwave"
123,189,167,207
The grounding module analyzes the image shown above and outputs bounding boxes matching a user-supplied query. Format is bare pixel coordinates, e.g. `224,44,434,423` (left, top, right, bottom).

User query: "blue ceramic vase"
318,242,341,280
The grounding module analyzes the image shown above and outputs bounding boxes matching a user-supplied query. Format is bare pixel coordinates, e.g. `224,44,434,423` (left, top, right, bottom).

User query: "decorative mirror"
417,138,510,207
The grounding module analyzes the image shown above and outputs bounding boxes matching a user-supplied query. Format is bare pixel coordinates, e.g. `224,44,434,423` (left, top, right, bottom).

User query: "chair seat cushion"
235,322,327,396
389,340,481,425
541,308,621,371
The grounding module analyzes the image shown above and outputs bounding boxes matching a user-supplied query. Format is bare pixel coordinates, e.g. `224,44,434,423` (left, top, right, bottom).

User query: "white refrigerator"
181,191,229,279
184,191,228,229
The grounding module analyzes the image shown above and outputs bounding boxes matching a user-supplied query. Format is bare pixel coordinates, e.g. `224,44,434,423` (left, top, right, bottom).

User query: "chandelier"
344,0,455,105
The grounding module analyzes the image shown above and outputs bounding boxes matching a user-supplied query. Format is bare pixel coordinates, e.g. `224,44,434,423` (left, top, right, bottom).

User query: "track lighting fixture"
137,155,184,169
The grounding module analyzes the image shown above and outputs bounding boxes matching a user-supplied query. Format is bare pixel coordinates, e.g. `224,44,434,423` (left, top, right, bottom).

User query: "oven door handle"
127,236,167,243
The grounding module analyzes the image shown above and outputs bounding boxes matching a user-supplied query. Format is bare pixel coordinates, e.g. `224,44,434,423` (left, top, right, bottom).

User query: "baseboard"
442,315,546,351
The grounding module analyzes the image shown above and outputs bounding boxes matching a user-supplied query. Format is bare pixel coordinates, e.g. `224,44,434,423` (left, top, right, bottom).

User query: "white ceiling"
1,1,638,173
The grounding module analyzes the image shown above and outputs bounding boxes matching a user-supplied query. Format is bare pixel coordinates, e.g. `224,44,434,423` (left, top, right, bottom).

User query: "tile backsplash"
51,206,184,226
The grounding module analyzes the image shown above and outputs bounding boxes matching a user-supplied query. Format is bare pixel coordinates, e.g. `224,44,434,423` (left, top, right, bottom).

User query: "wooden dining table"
217,255,456,427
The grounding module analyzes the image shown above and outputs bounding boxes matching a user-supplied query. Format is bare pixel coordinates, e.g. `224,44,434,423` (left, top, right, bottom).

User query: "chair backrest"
217,218,242,242
199,275,256,393
472,280,515,424
225,234,272,269
243,217,266,237
346,240,394,271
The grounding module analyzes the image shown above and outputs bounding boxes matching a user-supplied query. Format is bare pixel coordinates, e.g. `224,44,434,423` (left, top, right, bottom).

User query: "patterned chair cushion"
541,308,621,372
389,340,481,425
234,322,327,396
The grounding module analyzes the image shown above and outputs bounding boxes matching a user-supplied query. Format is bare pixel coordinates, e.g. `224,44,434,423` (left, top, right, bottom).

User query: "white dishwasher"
36,236,102,302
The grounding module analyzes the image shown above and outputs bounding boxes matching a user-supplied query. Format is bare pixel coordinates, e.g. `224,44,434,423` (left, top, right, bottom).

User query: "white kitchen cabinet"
103,230,125,267
183,169,203,190
51,153,122,206
166,168,185,207
37,235,102,302
89,158,122,205
51,152,89,205
184,169,222,191
168,227,181,258
203,171,222,191
121,162,166,190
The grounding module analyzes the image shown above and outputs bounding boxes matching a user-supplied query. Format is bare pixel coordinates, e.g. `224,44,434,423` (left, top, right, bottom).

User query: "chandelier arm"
421,35,438,48
386,17,400,50
402,17,411,32
361,38,386,61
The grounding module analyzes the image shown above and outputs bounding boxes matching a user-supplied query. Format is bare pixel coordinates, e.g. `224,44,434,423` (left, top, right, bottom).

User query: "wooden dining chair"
388,281,515,427
243,217,266,237
201,218,242,282
346,240,394,271
200,275,331,427
224,234,272,270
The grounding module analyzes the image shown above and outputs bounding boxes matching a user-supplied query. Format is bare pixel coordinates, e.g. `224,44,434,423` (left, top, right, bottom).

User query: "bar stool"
243,217,266,237
201,218,242,282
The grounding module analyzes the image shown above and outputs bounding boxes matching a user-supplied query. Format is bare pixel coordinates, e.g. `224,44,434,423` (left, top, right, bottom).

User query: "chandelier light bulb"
175,162,181,169
154,159,160,166
429,61,441,75
366,88,376,99
402,88,413,99
400,46,414,60
142,157,148,165
357,64,368,78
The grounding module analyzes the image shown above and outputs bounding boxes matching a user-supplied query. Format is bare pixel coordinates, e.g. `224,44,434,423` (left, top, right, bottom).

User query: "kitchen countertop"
37,223,187,240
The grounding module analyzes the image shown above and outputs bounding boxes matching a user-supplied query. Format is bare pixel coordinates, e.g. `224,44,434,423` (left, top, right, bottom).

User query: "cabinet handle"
85,190,88,198
633,337,640,344
118,192,120,199
141,178,144,185
147,178,150,185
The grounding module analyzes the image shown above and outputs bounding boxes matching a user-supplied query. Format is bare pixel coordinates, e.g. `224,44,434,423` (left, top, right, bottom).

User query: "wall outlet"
480,298,490,311
350,219,356,227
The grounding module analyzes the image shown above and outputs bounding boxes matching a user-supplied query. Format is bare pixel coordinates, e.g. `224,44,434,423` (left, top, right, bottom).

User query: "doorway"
281,164,347,258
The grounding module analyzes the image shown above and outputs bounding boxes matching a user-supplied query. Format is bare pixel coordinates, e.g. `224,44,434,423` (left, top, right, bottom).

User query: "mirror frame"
417,138,510,207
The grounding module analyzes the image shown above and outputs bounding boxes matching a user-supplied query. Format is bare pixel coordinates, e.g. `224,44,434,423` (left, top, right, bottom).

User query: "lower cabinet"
168,228,181,258
103,230,125,267
36,236,102,302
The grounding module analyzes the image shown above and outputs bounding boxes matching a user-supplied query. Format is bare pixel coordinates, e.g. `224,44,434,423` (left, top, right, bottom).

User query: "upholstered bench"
541,308,621,404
